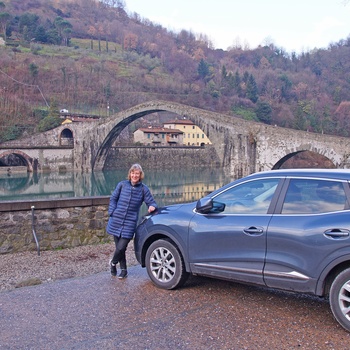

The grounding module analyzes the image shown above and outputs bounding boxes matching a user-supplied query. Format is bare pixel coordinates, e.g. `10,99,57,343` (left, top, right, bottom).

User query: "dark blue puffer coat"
106,180,157,239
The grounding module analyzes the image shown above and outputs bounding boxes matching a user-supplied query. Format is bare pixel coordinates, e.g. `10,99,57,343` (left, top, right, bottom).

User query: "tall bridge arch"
2,100,350,177
92,109,164,170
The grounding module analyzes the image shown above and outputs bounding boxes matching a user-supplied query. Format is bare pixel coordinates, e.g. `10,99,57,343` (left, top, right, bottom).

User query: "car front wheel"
329,268,350,332
145,239,189,290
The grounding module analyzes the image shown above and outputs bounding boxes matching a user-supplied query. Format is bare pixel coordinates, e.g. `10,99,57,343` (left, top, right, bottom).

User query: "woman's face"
130,170,141,184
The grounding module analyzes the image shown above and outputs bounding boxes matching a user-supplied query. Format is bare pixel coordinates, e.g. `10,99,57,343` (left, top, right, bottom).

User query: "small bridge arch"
60,128,74,147
0,150,34,172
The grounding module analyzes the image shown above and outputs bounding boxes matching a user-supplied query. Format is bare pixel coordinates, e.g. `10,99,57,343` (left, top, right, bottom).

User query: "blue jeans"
111,236,131,270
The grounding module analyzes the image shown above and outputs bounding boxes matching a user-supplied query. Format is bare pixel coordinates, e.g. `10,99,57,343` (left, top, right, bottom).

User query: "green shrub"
38,115,61,132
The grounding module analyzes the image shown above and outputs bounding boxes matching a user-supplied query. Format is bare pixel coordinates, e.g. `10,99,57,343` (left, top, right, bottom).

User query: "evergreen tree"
35,25,48,43
18,13,40,41
46,28,60,44
255,101,272,124
221,65,227,80
242,71,249,83
38,99,61,132
229,70,242,96
280,74,292,101
0,12,10,40
54,16,72,45
246,74,258,103
197,58,209,81
48,99,60,118
294,102,307,130
29,63,39,82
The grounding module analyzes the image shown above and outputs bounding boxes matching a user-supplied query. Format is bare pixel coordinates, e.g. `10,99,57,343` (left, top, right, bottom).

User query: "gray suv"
134,169,350,331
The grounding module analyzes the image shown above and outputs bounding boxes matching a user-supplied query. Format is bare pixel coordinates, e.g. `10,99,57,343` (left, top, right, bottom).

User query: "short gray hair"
128,163,144,180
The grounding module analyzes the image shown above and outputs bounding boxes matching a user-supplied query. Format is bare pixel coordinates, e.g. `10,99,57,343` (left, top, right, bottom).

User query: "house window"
147,134,150,139
192,126,195,129
202,134,204,138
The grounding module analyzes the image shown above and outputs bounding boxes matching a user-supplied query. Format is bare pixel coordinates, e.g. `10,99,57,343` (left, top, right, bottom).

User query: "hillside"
0,0,350,143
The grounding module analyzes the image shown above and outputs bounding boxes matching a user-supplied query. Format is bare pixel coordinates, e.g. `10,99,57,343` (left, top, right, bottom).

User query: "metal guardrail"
31,206,40,256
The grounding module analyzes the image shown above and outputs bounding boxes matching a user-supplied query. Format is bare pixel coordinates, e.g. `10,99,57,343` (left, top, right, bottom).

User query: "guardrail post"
31,206,40,256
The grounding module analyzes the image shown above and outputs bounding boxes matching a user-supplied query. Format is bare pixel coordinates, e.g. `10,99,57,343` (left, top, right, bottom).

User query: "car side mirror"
196,198,225,214
196,198,213,213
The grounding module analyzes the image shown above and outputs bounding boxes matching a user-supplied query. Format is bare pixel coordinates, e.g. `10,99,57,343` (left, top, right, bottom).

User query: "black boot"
109,260,117,276
118,269,128,279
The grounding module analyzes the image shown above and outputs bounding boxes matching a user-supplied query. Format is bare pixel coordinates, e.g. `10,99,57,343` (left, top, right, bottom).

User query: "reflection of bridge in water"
0,167,230,204
1,100,350,178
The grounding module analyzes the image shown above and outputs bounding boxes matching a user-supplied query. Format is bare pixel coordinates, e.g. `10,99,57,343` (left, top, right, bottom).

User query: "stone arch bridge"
1,100,350,178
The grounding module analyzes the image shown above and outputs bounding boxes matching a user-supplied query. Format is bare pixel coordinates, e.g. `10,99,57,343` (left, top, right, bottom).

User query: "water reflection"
0,167,234,206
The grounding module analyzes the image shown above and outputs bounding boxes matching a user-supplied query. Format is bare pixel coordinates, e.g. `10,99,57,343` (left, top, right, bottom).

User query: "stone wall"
104,145,220,169
0,197,111,254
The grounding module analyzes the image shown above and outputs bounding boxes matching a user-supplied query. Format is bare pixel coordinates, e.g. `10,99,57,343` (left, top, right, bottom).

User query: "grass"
232,106,258,121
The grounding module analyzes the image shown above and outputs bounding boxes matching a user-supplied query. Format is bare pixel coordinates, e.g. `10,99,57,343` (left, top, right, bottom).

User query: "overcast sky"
125,0,350,53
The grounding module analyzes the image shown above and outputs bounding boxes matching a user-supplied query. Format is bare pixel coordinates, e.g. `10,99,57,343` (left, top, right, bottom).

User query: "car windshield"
212,178,280,214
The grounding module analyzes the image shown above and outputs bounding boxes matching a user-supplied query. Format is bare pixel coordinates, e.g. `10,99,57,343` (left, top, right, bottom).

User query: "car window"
213,179,280,214
282,179,347,214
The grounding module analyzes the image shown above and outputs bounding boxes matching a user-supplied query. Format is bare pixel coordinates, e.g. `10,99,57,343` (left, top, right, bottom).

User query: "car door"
188,177,281,285
264,178,350,293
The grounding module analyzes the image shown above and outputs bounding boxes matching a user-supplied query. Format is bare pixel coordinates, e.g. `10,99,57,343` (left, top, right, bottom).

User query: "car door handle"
243,226,264,235
324,229,350,239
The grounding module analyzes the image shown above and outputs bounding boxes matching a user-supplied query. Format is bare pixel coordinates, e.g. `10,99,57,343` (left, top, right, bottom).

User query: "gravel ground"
0,242,139,292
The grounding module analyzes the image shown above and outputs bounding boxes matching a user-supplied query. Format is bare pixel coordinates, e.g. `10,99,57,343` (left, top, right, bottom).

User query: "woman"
106,164,157,279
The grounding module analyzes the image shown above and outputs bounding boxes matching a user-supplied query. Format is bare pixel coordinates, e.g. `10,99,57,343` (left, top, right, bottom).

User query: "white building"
134,127,184,146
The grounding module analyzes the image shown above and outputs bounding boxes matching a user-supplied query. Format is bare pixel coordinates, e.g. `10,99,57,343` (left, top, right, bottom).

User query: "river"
0,167,234,206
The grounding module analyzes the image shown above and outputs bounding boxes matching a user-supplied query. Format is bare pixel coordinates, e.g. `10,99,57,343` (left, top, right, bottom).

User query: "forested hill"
0,0,350,142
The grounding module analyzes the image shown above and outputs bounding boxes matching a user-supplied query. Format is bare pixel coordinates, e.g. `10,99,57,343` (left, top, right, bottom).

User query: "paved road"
0,265,349,350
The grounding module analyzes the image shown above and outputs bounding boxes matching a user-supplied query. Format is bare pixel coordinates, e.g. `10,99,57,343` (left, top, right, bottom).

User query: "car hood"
155,201,197,214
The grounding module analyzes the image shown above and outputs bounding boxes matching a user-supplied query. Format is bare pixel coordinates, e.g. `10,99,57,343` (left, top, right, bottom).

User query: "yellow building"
163,119,212,146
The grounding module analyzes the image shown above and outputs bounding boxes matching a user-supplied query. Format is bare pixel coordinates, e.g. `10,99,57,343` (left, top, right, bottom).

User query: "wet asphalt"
1,265,350,350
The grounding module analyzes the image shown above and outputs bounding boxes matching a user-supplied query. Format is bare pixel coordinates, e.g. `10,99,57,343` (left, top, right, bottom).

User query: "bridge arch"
93,108,170,170
272,150,335,169
60,128,74,147
0,150,34,172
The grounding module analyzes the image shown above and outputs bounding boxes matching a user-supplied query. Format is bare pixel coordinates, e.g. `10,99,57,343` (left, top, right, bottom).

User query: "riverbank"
0,242,139,292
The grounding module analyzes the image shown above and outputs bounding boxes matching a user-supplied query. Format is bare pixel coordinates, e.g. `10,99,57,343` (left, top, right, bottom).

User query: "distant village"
60,112,212,147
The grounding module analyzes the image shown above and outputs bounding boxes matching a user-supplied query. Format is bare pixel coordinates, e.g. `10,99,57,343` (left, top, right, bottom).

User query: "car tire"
145,239,189,290
329,268,350,332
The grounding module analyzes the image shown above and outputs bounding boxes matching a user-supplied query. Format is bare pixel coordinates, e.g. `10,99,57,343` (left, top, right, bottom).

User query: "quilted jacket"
106,180,157,239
